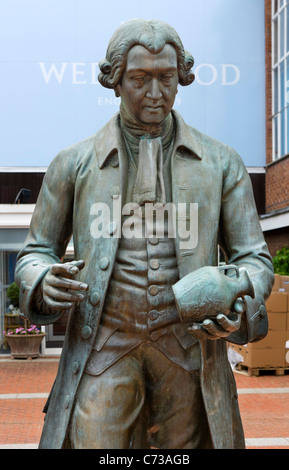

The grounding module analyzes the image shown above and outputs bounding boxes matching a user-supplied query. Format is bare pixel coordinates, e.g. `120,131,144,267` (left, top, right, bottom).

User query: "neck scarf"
120,102,174,206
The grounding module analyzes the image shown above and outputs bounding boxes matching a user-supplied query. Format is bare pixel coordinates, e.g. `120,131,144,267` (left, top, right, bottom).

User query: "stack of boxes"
229,274,289,371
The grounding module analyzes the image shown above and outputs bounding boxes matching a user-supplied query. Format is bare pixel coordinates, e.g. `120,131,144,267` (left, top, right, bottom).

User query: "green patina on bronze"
15,19,274,449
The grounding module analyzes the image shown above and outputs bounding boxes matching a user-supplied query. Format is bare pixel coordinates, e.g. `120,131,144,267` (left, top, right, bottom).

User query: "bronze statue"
15,19,274,449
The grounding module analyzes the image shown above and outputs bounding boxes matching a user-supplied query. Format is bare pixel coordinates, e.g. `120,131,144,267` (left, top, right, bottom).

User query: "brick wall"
264,0,289,214
266,155,289,212
264,227,289,257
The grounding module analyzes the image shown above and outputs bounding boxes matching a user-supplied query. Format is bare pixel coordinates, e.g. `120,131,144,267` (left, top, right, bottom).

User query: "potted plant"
4,324,46,359
5,282,45,358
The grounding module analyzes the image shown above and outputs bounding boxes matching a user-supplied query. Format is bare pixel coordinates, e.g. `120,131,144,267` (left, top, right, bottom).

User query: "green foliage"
7,282,19,307
273,246,289,275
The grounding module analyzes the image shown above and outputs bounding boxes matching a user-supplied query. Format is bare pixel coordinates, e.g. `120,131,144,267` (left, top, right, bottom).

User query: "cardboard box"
280,276,289,293
247,330,287,350
268,311,287,331
242,348,285,368
272,274,282,291
266,292,288,312
228,338,287,369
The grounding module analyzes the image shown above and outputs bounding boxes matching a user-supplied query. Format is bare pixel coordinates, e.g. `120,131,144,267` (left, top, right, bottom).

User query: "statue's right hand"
41,260,88,310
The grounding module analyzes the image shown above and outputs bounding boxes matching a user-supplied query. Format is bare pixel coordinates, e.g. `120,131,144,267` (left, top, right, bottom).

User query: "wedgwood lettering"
38,62,241,86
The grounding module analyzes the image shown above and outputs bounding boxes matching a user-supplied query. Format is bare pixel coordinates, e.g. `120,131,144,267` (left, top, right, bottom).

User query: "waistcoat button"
148,237,159,245
148,285,159,296
148,310,159,320
149,331,161,342
149,259,160,270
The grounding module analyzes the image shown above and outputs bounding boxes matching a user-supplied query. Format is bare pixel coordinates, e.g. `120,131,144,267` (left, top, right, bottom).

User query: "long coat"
15,110,274,449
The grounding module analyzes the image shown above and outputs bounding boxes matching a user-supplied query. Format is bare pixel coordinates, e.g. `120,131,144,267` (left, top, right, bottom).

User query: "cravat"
132,137,166,206
120,102,174,206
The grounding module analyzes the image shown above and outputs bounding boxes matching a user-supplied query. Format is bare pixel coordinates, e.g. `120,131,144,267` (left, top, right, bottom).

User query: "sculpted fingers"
233,297,246,314
43,285,85,303
46,274,88,292
188,313,242,340
201,319,228,338
216,313,242,332
188,323,215,340
42,260,88,310
50,259,85,277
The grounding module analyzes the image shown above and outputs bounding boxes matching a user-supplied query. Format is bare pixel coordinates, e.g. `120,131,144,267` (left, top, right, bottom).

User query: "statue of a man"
15,19,274,449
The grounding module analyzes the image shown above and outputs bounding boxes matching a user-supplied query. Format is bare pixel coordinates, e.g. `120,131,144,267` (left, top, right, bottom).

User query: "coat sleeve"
15,149,75,326
219,146,274,344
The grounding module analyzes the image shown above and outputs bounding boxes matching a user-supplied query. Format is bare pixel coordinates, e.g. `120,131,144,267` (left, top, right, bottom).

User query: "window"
272,0,289,160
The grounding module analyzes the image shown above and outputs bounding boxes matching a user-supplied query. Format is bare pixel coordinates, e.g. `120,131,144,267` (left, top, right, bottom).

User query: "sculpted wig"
98,18,195,94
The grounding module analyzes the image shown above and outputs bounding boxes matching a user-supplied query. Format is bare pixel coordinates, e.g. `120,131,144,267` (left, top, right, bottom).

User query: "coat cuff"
18,262,66,326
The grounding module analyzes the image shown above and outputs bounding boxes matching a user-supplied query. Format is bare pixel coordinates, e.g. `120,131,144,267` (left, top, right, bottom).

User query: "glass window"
281,109,286,155
273,115,279,159
272,1,289,160
274,68,279,114
287,6,289,51
280,61,285,109
274,19,278,65
280,10,285,59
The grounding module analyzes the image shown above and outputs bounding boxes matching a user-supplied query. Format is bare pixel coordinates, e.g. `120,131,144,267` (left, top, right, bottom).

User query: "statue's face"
116,44,178,125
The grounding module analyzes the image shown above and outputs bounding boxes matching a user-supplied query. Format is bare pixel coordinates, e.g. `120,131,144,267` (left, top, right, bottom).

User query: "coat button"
72,361,80,375
81,325,92,339
99,256,110,270
89,291,100,306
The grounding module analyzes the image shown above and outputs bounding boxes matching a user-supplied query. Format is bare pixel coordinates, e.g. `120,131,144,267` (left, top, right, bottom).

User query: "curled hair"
98,19,195,90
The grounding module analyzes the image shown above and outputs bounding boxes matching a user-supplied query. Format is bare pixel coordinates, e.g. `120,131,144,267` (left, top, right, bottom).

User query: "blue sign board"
0,0,265,167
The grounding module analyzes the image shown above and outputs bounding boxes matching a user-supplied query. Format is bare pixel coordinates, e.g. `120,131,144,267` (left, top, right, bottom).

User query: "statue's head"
98,18,195,92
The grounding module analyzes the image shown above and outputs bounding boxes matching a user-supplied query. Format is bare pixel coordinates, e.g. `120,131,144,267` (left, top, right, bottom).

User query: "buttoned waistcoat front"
15,110,274,449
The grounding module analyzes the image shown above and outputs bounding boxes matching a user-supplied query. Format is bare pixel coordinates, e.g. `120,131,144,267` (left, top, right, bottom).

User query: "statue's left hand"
188,297,245,340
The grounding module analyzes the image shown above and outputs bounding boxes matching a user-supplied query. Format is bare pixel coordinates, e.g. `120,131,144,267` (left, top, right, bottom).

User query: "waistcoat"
85,123,200,376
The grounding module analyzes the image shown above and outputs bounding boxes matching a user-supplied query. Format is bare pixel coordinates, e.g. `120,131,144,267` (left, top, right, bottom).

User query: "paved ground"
0,356,289,449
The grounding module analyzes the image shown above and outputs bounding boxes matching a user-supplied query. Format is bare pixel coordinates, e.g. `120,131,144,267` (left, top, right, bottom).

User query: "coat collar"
95,110,202,169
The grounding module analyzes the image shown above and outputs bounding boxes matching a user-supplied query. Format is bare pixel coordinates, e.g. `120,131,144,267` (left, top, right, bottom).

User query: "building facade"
262,0,289,254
